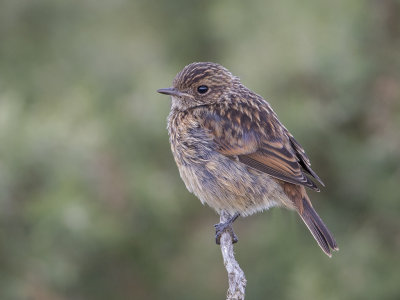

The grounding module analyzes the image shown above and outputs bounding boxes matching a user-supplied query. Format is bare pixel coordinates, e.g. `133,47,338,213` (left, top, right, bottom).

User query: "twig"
219,210,247,300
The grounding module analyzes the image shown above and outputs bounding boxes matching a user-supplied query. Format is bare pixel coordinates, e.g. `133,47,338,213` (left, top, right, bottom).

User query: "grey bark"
219,210,247,300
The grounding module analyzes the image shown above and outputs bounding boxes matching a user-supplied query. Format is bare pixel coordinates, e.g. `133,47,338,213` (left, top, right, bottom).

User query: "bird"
157,62,338,257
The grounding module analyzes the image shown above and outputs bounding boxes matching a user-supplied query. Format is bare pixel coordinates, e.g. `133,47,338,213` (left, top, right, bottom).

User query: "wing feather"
200,101,322,191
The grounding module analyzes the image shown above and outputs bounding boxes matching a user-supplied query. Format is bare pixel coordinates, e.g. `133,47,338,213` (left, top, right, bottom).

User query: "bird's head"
157,62,238,110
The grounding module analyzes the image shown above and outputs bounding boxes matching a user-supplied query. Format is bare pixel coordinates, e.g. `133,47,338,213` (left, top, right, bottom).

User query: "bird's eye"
197,85,209,94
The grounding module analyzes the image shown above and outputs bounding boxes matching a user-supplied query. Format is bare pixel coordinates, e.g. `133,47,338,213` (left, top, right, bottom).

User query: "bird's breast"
167,110,290,215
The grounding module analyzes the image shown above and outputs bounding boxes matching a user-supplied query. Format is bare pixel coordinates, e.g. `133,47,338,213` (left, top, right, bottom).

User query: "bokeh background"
1,0,400,299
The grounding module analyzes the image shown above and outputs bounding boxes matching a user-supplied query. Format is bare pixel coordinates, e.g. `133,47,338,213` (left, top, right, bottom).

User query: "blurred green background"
1,0,399,299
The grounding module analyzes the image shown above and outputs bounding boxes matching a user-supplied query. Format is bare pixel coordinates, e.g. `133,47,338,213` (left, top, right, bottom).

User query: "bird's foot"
214,213,240,245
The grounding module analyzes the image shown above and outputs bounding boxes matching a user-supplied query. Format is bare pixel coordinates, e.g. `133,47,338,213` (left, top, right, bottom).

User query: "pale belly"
176,152,294,216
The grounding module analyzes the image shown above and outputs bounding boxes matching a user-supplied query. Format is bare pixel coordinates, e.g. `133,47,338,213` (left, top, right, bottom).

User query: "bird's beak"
157,87,185,97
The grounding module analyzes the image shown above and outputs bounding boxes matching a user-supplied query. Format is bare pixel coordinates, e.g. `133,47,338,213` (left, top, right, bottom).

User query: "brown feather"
281,182,338,256
200,100,322,191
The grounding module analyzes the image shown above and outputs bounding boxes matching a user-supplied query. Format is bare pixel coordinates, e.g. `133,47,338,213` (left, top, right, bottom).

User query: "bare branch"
219,210,247,300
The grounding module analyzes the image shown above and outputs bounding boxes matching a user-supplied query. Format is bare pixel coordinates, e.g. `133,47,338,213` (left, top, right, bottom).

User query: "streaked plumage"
158,62,338,256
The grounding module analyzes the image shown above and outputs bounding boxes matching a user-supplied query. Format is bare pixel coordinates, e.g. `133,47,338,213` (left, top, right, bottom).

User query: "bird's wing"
200,101,323,191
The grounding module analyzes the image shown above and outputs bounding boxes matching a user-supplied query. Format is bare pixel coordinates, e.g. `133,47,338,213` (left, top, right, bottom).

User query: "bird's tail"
299,196,338,257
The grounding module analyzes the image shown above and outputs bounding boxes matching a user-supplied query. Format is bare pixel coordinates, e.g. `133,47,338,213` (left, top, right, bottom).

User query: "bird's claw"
214,222,239,245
